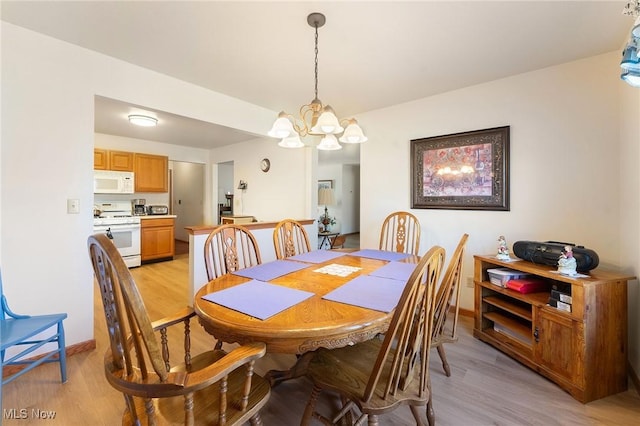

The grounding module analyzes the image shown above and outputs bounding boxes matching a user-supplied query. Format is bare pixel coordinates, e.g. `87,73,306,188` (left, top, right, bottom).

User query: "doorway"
171,161,205,242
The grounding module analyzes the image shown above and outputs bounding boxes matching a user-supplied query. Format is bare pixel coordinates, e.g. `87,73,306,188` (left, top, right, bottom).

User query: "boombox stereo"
512,240,599,272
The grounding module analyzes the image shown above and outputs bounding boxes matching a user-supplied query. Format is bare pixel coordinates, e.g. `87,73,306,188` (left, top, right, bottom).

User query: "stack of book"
548,286,572,312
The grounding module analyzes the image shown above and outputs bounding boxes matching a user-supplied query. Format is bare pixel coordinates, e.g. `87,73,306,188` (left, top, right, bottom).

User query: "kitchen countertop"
139,215,177,219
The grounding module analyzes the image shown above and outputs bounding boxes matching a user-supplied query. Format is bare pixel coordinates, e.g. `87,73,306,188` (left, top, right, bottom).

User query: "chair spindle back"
273,219,311,259
379,211,421,256
204,224,262,281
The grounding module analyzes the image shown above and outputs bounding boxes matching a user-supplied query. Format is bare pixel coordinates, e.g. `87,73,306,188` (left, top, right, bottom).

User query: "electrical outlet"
466,276,474,288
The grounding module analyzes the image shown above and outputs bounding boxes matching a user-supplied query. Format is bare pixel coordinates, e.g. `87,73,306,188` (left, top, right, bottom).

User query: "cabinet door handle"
534,326,539,343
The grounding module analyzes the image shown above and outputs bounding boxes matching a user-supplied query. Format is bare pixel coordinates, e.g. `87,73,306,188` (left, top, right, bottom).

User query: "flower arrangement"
319,210,336,231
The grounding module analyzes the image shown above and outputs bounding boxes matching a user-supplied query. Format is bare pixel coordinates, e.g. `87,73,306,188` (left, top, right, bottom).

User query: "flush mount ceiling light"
128,114,158,127
621,1,640,87
268,13,367,150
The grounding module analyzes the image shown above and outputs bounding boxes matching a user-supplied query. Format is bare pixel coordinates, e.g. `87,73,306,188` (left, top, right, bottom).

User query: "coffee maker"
132,199,146,216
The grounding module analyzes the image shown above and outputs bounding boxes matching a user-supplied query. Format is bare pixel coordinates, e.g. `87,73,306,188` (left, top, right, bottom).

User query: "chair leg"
436,344,451,377
214,339,223,350
367,414,379,426
57,320,68,383
249,413,264,426
426,377,435,426
300,384,321,426
409,405,427,426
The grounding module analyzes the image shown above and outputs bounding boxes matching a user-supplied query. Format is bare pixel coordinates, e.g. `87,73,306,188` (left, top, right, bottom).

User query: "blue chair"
1,270,67,390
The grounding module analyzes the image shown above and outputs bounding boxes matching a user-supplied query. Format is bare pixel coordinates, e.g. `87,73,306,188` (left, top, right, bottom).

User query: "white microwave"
94,170,135,194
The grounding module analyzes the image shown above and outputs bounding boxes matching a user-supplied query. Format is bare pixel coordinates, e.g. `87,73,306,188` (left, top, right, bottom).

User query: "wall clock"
260,158,271,173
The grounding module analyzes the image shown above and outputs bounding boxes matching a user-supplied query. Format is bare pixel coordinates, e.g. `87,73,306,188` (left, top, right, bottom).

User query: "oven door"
93,224,141,267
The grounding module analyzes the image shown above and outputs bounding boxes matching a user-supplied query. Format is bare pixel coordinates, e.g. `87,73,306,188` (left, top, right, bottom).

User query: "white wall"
1,22,277,350
208,138,313,222
359,51,639,375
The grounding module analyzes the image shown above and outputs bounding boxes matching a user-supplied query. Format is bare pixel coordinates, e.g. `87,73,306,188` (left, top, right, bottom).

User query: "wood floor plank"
2,252,639,425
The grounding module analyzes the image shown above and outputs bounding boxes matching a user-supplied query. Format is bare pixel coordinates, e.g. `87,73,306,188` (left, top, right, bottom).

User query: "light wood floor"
2,252,639,425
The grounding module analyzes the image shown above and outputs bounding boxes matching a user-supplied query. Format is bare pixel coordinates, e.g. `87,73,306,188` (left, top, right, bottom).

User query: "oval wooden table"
194,252,417,385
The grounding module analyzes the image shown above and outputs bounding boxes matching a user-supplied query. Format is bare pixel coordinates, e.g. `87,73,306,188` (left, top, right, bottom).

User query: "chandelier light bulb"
317,134,342,151
268,114,295,138
278,134,305,148
339,119,368,143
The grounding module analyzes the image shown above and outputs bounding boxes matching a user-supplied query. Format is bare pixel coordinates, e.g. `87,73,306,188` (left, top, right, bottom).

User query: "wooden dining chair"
330,234,347,249
88,233,270,426
432,233,469,377
273,219,311,259
301,245,445,426
379,211,421,256
204,224,262,281
1,270,67,390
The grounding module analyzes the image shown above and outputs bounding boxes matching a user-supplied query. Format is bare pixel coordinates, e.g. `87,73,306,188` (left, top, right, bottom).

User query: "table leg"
265,351,315,387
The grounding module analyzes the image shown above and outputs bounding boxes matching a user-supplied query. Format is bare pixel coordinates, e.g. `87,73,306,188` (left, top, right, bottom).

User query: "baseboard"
629,360,640,396
2,339,96,377
459,307,474,318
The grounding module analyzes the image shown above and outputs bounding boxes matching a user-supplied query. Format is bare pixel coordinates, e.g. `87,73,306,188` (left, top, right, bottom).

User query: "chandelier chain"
314,22,319,100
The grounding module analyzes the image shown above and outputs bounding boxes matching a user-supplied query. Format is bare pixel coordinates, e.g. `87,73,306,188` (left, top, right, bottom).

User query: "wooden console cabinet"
141,218,175,262
474,255,633,403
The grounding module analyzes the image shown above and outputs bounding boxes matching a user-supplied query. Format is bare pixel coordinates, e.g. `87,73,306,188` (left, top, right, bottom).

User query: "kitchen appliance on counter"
92,201,141,268
93,170,134,194
146,205,169,215
132,198,146,216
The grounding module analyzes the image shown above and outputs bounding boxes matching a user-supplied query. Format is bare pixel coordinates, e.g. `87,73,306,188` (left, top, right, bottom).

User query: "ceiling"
1,1,632,149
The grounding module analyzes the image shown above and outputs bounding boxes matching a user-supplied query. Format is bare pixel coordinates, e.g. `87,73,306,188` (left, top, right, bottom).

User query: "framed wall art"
318,180,333,190
410,126,510,210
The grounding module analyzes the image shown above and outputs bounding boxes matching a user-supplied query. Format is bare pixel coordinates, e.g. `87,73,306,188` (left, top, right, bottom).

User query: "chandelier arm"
279,111,305,136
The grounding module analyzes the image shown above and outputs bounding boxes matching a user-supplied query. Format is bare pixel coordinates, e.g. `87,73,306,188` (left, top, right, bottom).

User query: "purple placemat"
322,275,406,312
348,249,411,262
231,260,309,281
201,280,315,320
369,261,416,281
288,250,347,264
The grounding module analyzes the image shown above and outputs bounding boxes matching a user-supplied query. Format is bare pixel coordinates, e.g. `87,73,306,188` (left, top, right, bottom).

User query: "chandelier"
621,1,640,86
268,13,367,150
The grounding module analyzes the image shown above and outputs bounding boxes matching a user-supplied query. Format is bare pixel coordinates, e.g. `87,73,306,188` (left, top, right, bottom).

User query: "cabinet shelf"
483,295,532,321
474,254,634,403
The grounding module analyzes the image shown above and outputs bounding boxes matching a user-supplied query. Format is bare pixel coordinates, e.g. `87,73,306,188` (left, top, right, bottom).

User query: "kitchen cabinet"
141,217,175,262
109,150,134,171
134,153,168,193
94,148,109,170
93,148,134,172
473,254,633,403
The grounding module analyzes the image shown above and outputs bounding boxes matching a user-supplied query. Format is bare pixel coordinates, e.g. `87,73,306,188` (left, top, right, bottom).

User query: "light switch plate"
67,199,80,214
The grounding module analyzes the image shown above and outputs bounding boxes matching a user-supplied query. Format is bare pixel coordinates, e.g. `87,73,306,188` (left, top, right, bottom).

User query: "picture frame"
410,126,510,210
318,180,333,190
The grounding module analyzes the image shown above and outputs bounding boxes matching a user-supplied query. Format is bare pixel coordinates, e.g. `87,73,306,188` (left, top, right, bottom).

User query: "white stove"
93,201,141,268
93,215,141,226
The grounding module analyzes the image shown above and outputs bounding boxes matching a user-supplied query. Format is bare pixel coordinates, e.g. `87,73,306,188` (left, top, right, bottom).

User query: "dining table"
193,249,418,386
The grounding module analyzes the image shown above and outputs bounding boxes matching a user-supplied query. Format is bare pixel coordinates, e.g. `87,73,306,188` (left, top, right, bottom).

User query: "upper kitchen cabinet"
134,153,168,193
109,150,134,171
94,148,109,170
94,148,134,171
